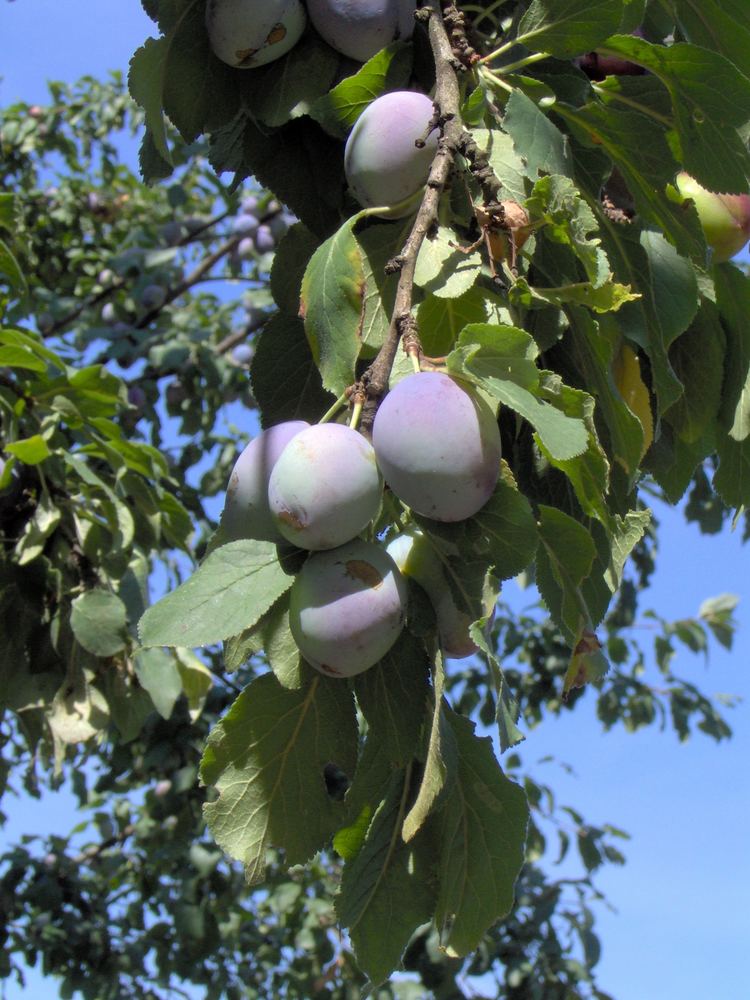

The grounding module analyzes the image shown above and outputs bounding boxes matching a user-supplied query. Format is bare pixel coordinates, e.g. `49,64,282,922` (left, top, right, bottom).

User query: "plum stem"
359,0,464,431
318,391,350,425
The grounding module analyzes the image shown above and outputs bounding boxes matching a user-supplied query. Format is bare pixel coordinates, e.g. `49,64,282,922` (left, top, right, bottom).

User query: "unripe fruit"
307,0,416,63
387,529,478,659
101,302,117,325
268,423,383,550
205,0,306,69
289,539,407,677
373,372,501,522
674,172,750,262
344,91,437,216
222,420,309,541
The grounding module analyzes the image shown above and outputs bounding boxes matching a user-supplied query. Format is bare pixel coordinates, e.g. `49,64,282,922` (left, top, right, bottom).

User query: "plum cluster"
205,2,434,214
222,372,502,676
206,1,417,69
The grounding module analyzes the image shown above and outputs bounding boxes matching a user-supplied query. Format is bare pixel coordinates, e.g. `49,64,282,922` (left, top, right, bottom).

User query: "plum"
205,0,306,69
254,224,275,252
675,172,750,262
231,343,254,365
387,529,478,658
268,423,383,550
344,91,437,216
372,371,501,522
222,420,309,541
289,539,407,677
237,237,256,259
307,0,416,63
232,213,259,236
140,284,166,311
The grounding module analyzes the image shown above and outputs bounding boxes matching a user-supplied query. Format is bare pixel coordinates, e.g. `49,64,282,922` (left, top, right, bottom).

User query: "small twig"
359,0,465,431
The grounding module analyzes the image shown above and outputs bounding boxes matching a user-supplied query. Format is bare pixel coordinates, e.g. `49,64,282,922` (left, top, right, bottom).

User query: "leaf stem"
490,50,550,75
318,392,349,424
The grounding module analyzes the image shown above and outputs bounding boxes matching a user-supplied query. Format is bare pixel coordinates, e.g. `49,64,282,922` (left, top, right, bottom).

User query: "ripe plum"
268,423,382,550
307,0,416,63
222,420,309,541
675,172,750,262
373,371,501,521
205,0,306,69
344,91,437,216
289,539,407,677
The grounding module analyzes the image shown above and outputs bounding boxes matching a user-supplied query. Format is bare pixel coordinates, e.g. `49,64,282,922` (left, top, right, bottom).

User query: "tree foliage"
0,2,747,997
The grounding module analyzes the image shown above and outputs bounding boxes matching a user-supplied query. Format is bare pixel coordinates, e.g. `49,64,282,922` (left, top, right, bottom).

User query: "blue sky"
1,4,749,999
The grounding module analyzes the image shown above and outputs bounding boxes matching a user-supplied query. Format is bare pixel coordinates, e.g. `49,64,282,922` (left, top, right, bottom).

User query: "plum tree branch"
359,0,465,431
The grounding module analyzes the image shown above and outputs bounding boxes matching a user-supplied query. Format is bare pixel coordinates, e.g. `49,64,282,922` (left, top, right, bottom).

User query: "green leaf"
71,589,128,657
517,0,626,58
402,653,457,842
598,36,750,191
300,216,366,395
128,37,171,165
418,287,512,357
6,435,52,465
414,225,482,299
251,313,334,428
243,33,339,128
270,223,319,314
0,239,26,296
201,672,358,883
469,622,525,752
526,174,609,286
604,227,700,414
715,265,750,441
336,767,437,985
138,540,292,648
663,301,725,443
502,90,573,179
535,505,597,639
671,0,750,79
15,492,61,566
435,710,529,956
557,103,705,260
310,42,413,139
449,323,540,389
0,345,46,372
134,647,183,719
472,476,539,581
470,128,530,204
353,630,432,769
355,221,409,354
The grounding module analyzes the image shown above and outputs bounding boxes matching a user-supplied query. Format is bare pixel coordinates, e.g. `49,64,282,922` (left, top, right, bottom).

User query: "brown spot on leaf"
345,560,383,589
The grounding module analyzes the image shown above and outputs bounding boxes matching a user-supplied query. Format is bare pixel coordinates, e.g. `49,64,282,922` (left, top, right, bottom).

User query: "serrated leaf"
336,768,437,985
503,90,573,179
128,37,171,165
355,221,409,354
557,103,704,260
353,630,432,769
134,647,182,719
300,216,366,395
598,36,750,191
535,505,597,640
604,227,700,414
526,174,609,286
401,652,457,842
71,589,128,657
435,710,528,956
243,33,339,128
202,672,358,883
469,623,525,751
138,540,292,648
414,225,482,299
664,301,725,443
473,478,539,581
671,0,750,79
470,128,530,204
518,0,625,58
310,42,413,139
417,287,512,357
